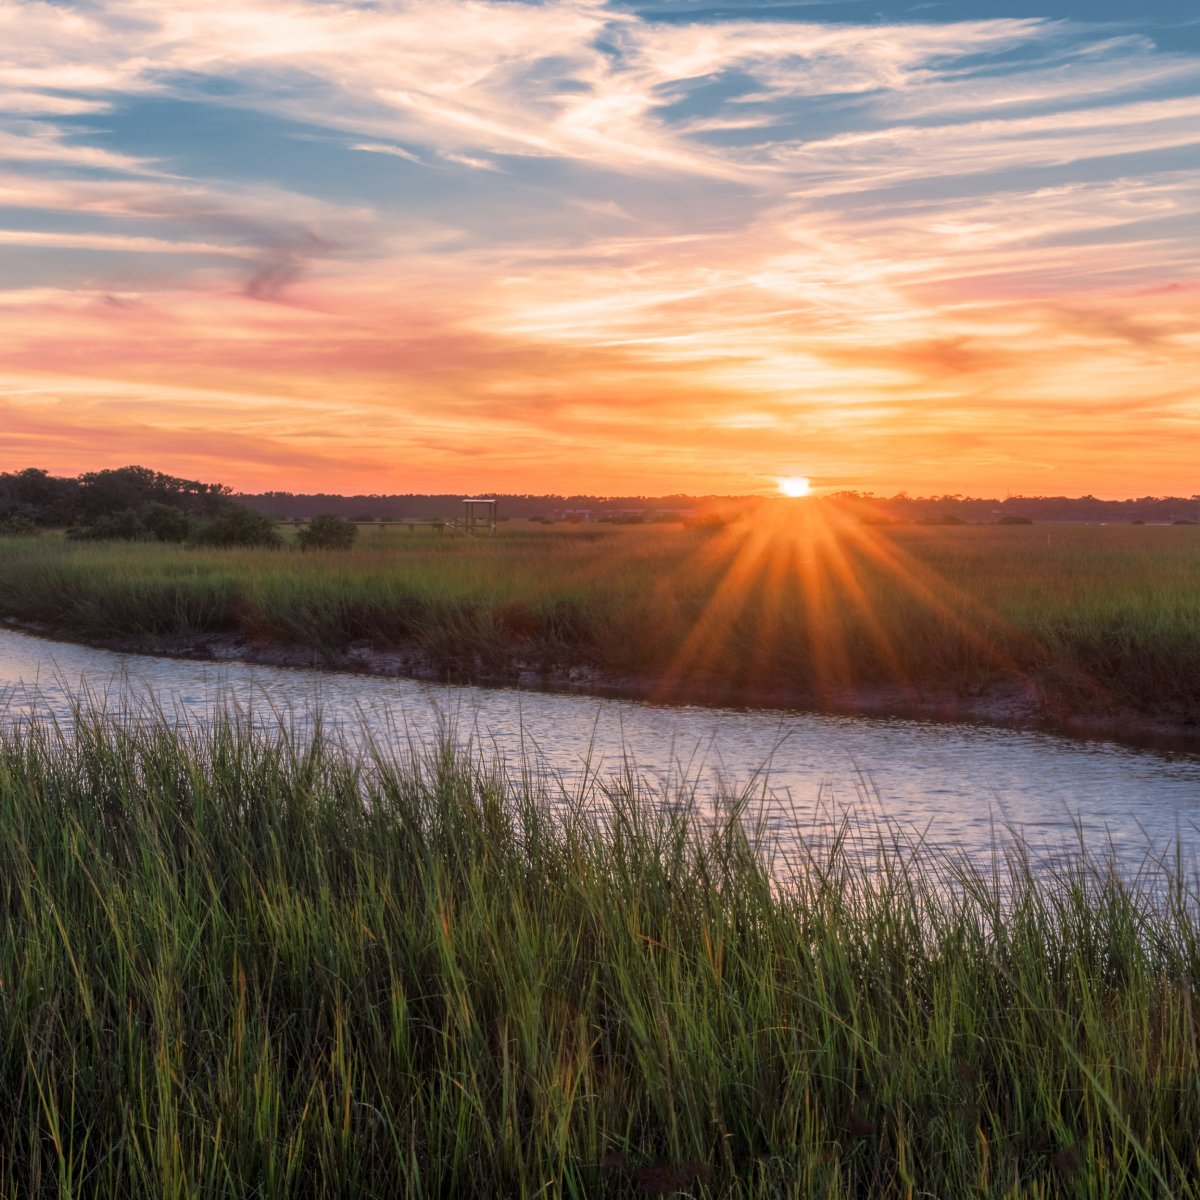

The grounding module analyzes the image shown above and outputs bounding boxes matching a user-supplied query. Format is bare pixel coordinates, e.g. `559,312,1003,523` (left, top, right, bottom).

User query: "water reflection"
2,628,1199,869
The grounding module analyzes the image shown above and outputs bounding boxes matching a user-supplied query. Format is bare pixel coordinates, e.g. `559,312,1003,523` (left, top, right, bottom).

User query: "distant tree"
997,515,1033,525
78,466,230,518
296,514,358,551
193,506,282,548
0,468,78,525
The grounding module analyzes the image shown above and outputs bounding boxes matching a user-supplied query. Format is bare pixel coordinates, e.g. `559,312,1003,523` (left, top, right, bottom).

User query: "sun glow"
647,494,1029,713
778,476,811,498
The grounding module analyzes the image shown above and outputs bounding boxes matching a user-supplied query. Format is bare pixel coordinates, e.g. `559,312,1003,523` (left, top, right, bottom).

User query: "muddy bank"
4,617,1197,752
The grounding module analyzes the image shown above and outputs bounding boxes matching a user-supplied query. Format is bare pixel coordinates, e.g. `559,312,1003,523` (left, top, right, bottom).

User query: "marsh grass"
1,707,1200,1195
1,519,1199,717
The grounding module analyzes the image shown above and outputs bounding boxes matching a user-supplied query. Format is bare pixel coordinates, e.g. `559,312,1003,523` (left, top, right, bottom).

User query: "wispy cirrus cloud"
0,0,1197,494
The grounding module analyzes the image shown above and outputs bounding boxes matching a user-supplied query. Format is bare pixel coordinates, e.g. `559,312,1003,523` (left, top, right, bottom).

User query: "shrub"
0,516,39,537
297,513,358,551
998,515,1034,525
65,509,148,541
193,505,282,548
140,501,193,543
65,503,194,543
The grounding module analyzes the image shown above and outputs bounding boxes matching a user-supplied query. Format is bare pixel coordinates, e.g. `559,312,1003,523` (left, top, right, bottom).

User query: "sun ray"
804,508,911,690
649,522,781,699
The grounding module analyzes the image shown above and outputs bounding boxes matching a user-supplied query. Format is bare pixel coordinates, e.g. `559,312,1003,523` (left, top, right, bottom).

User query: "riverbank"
6,614,1199,752
2,519,1198,748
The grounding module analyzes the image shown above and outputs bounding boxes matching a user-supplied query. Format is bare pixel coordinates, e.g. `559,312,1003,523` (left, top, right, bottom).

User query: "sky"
1,0,1198,496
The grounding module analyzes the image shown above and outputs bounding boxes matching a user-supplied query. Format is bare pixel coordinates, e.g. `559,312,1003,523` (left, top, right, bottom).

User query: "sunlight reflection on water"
2,628,1199,871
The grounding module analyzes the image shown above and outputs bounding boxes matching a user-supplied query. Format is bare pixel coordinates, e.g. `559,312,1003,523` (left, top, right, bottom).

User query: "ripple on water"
1,628,1199,870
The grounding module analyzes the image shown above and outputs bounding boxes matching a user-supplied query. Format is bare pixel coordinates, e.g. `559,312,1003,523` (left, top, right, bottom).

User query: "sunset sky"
1,0,1197,496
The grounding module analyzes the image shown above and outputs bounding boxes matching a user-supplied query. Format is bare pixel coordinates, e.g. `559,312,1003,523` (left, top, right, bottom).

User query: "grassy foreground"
2,513,1200,720
1,711,1199,1196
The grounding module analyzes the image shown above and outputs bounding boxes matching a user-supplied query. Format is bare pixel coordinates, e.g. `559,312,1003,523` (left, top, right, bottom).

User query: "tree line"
0,466,364,549
5,466,1198,536
826,491,1200,525
238,488,1200,525
0,466,283,546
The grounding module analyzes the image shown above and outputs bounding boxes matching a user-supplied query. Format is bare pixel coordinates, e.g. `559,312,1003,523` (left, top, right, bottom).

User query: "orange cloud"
0,0,1197,495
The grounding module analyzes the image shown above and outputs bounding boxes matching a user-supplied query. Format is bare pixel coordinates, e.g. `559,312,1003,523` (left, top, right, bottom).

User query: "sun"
777,476,811,498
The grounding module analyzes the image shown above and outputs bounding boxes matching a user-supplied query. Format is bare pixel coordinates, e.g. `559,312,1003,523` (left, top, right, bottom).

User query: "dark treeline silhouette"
238,488,1200,524
0,466,230,525
826,491,1200,525
4,467,1199,529
0,466,278,545
237,491,714,521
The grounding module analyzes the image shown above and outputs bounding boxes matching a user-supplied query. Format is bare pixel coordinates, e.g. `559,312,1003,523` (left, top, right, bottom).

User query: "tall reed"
0,706,1197,1195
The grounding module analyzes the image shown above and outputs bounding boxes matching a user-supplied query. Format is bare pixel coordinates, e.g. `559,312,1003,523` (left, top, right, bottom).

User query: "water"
2,627,1199,869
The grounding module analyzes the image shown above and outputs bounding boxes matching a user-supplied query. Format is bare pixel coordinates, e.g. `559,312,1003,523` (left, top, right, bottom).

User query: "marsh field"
3,514,1200,1196
1,511,1198,728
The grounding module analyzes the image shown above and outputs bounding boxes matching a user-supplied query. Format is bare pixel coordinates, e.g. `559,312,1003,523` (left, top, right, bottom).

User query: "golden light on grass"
777,476,811,497
646,492,1040,711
